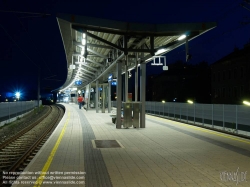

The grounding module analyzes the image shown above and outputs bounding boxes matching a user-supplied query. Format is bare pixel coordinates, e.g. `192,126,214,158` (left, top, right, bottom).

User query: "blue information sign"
75,80,82,85
108,74,112,82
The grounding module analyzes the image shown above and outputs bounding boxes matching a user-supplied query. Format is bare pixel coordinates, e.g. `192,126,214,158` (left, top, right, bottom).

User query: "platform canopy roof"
56,13,216,91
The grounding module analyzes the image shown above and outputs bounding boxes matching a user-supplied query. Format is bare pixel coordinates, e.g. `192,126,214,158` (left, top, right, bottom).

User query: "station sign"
75,80,82,85
108,74,112,82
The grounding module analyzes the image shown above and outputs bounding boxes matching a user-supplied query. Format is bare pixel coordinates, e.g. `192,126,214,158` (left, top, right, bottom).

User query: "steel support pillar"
116,61,122,129
108,81,111,113
102,84,105,113
95,80,99,113
37,68,40,108
88,84,91,110
135,53,138,102
125,56,128,102
185,37,189,62
140,63,146,128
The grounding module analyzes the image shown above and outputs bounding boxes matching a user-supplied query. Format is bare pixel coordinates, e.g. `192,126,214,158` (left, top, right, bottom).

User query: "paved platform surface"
12,103,250,187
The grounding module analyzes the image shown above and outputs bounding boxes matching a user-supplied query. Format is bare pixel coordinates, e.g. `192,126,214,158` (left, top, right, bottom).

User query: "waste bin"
123,102,132,128
133,102,140,128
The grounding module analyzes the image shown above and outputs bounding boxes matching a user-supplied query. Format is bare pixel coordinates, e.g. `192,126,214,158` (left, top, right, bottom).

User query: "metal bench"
110,108,123,124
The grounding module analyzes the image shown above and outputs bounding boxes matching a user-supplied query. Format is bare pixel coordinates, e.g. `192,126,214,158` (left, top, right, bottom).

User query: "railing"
0,101,42,126
111,101,250,137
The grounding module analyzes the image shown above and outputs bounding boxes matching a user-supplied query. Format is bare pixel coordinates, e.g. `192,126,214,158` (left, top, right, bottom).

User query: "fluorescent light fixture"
128,66,136,71
187,100,193,104
155,49,167,55
178,35,186,40
70,64,76,69
81,50,85,55
243,101,250,106
128,71,132,78
145,57,152,62
82,33,86,38
82,38,86,45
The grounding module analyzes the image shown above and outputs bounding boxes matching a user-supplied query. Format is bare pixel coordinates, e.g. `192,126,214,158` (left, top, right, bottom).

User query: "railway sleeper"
19,167,25,171
0,157,16,161
22,162,29,166
11,144,32,146
2,148,27,151
6,145,31,148
9,141,33,144
0,161,13,165
0,166,10,169
0,153,23,156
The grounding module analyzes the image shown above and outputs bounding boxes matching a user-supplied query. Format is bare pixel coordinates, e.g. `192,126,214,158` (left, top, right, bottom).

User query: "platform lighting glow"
155,49,167,55
82,33,86,38
81,49,85,55
15,92,20,99
82,38,86,45
187,100,193,104
243,101,250,106
63,97,69,102
177,35,186,40
162,100,165,103
128,71,132,78
145,57,153,62
128,66,136,71
60,61,84,92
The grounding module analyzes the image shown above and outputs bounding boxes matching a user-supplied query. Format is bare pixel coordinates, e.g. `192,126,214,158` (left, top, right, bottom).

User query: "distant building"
211,43,250,104
150,61,211,103
146,74,157,101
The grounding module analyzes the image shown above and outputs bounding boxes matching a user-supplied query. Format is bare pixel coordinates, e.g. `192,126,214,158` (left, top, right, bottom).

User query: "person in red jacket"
77,95,84,109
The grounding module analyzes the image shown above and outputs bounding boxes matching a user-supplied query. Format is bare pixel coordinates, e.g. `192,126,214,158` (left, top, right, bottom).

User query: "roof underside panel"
56,14,216,91
57,18,75,89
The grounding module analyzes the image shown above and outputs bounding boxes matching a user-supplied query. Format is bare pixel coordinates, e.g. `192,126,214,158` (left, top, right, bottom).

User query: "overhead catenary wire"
16,15,54,76
0,6,62,85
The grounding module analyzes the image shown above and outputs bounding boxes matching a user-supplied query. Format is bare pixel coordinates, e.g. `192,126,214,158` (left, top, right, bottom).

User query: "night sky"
0,0,250,100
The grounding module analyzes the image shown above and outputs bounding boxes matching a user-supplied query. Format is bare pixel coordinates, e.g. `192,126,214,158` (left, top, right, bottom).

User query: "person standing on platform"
77,95,84,109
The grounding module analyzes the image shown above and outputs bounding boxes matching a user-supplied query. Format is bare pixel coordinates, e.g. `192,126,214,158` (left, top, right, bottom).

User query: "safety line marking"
147,115,250,145
33,111,70,187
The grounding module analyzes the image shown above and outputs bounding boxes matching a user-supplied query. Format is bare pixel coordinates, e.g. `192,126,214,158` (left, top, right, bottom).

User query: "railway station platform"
12,103,250,187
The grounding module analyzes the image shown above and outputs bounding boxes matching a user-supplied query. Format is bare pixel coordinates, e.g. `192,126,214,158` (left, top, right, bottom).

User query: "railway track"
0,105,64,186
